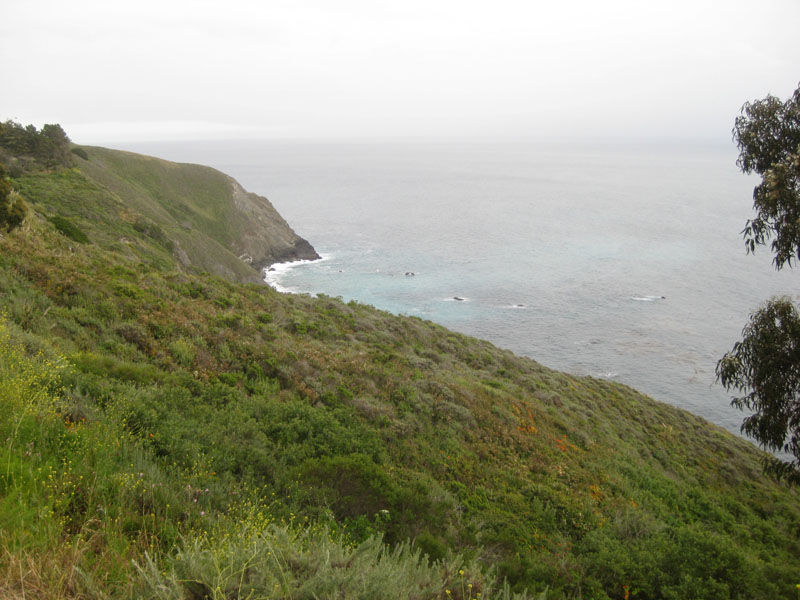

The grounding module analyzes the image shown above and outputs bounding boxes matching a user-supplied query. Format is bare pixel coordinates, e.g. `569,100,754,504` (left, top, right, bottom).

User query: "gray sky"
2,0,798,143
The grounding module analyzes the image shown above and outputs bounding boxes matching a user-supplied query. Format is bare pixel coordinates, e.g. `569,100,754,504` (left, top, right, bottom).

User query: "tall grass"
135,518,542,600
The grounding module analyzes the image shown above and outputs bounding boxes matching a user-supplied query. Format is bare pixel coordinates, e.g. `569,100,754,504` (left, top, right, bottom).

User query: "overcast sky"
1,0,798,144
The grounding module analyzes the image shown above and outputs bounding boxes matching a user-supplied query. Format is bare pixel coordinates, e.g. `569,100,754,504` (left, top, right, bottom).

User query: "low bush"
70,147,89,160
48,215,89,244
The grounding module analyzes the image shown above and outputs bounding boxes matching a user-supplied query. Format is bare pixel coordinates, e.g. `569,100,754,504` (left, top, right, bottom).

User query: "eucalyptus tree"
717,83,800,484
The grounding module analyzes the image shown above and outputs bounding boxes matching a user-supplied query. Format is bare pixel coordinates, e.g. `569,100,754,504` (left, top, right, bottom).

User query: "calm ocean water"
116,139,796,438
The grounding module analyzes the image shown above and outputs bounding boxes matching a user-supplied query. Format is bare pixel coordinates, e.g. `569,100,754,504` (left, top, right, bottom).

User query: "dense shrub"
70,147,89,160
133,216,174,250
0,163,26,232
48,215,89,243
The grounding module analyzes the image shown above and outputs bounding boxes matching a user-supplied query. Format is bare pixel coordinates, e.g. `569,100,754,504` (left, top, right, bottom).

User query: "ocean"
114,138,796,439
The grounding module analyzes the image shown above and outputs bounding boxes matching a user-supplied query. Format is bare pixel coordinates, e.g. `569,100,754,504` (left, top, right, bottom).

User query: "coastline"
263,254,328,293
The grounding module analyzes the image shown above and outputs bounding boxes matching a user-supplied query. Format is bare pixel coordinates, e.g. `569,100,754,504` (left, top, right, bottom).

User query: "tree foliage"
717,297,800,484
0,163,27,232
735,85,800,268
718,83,800,484
0,120,72,167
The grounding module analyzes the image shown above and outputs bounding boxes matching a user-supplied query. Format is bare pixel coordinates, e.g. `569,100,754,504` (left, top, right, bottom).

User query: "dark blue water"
115,139,796,438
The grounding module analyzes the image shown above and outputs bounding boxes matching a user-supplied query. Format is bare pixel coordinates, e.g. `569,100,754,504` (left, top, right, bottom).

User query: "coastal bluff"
75,145,319,282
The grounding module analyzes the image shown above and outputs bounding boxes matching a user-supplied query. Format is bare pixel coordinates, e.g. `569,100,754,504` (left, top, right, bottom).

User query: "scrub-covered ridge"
0,123,798,599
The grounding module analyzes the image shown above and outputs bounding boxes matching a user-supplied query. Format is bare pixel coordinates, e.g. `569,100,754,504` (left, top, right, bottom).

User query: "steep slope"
11,144,318,283
0,147,798,599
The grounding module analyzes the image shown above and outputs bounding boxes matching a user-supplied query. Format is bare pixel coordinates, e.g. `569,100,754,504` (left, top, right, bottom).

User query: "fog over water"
117,138,797,440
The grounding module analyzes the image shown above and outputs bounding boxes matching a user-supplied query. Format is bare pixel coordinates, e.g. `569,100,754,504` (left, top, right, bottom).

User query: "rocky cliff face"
228,179,320,271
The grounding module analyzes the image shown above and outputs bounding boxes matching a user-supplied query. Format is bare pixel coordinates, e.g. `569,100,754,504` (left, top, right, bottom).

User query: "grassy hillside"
4,141,317,285
0,143,799,599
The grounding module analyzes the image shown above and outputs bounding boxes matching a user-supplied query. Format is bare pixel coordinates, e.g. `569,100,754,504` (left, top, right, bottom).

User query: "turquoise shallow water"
116,138,797,439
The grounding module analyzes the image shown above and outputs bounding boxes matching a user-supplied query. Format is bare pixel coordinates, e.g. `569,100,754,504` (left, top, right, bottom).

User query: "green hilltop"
0,124,798,599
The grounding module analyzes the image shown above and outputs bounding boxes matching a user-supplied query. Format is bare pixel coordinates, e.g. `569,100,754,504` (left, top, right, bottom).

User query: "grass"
0,147,799,598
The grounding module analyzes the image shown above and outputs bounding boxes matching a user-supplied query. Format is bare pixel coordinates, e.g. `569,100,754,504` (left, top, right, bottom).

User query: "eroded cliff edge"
74,146,319,283
229,179,320,271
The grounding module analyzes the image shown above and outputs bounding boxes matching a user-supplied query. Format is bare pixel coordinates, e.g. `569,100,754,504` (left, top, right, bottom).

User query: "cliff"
50,144,319,282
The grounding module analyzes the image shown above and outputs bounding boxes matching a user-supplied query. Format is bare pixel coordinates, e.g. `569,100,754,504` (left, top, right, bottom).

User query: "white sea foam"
263,254,329,293
631,295,665,302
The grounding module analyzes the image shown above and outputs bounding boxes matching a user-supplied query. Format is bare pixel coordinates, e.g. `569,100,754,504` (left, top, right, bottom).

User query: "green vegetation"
70,147,89,161
48,215,90,244
0,163,27,233
0,120,72,169
718,82,800,484
0,119,317,286
0,127,798,599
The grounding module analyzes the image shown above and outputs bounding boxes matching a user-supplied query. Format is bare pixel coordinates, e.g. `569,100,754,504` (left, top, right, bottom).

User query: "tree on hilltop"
39,123,71,165
0,120,40,156
717,83,800,484
0,120,71,166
